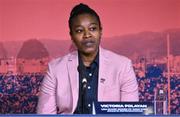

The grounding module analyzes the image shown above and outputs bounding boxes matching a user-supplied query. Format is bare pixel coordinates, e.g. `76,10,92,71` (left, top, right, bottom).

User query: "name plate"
95,102,154,115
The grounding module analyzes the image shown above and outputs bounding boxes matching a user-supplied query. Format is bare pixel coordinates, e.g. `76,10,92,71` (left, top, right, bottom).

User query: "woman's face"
70,13,102,55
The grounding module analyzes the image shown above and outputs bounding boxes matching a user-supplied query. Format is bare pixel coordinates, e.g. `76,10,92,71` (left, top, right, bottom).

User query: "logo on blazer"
100,78,106,83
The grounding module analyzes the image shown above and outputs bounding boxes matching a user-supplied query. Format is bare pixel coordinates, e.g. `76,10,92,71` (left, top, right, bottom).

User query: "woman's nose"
83,29,91,38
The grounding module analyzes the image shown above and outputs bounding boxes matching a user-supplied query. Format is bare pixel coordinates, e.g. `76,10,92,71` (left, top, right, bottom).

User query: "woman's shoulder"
48,51,78,67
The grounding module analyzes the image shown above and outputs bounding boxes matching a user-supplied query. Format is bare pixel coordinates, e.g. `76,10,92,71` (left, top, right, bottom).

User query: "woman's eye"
89,27,97,31
75,29,83,33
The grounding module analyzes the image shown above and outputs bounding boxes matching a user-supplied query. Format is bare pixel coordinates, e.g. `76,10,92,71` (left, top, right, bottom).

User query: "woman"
37,3,139,114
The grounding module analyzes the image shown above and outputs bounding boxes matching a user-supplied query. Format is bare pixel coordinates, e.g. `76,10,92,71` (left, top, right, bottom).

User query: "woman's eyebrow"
73,25,83,28
74,23,98,28
90,23,98,25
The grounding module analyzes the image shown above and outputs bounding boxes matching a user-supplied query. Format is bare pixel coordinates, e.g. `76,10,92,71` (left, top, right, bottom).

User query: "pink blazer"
37,47,139,114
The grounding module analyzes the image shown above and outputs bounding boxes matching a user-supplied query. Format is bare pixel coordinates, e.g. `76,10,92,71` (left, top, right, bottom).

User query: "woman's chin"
82,48,97,55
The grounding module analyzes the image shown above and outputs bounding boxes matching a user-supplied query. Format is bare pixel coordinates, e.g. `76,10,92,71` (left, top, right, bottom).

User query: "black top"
74,51,99,114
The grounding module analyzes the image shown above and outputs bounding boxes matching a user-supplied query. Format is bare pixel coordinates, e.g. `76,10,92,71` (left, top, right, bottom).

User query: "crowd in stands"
0,65,179,114
0,73,43,113
137,66,180,114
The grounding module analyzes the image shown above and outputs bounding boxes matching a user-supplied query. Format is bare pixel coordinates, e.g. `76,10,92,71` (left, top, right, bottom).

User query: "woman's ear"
69,31,72,36
69,31,73,41
100,26,103,36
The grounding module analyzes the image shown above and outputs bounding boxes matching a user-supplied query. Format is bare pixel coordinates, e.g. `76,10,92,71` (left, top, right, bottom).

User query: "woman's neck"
80,51,98,67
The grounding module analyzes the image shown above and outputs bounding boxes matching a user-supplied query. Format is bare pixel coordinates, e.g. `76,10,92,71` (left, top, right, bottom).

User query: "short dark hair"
68,3,102,33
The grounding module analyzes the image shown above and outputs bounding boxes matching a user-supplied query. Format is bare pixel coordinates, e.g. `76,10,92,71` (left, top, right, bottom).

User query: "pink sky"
0,0,180,41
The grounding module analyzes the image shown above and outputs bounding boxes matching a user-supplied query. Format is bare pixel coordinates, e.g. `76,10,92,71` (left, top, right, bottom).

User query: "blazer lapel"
98,47,109,101
67,51,79,112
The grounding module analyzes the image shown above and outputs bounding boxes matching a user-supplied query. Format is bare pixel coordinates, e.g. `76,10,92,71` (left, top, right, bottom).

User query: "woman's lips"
82,40,95,47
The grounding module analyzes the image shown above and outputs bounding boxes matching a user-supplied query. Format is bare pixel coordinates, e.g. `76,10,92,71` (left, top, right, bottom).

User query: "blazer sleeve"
37,64,57,114
120,60,139,102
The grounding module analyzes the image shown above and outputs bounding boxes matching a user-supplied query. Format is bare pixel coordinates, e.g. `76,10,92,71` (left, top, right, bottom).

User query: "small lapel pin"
100,78,106,83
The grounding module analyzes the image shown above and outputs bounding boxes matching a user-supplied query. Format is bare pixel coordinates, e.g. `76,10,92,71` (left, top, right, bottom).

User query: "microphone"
82,77,87,90
77,66,88,90
81,77,87,113
77,66,88,113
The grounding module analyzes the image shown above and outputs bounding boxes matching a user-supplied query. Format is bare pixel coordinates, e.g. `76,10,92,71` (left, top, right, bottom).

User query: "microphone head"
82,78,87,83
